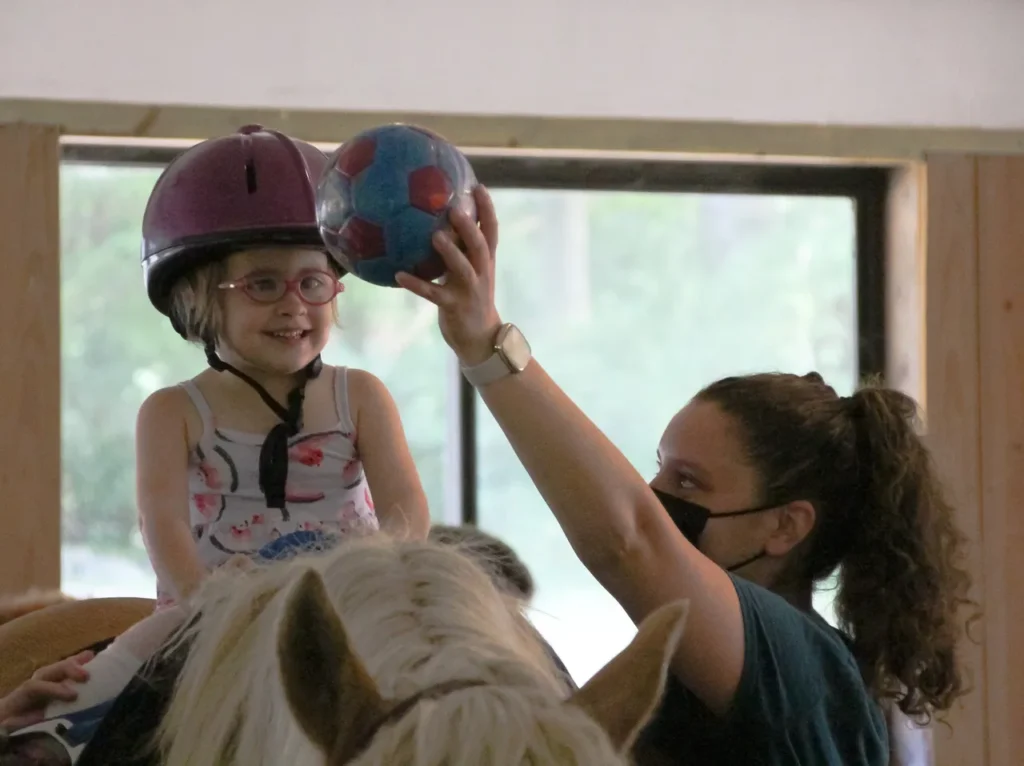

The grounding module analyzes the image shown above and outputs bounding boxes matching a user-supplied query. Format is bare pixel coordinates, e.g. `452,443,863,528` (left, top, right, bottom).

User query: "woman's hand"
0,650,93,729
395,185,503,366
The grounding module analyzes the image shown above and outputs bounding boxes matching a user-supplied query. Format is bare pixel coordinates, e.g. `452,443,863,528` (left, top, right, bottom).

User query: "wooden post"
884,163,937,766
922,156,986,766
898,154,1024,766
975,156,1024,766
0,124,62,595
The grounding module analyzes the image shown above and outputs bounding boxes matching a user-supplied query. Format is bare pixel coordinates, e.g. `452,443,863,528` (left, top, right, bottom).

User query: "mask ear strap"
716,503,789,574
713,503,780,519
726,550,767,573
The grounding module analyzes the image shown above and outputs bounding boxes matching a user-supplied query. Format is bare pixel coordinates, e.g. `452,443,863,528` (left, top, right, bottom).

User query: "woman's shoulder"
729,575,888,755
729,575,865,703
641,576,887,763
732,575,850,652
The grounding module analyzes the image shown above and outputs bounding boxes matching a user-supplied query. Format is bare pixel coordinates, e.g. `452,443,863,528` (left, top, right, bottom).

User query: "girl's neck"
210,353,308,403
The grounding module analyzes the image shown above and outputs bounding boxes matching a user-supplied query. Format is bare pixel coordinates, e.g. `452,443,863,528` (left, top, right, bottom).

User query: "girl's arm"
348,369,430,540
136,387,209,602
396,188,745,714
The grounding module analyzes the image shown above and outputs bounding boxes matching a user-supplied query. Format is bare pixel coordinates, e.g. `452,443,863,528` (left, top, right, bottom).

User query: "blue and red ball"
316,124,478,287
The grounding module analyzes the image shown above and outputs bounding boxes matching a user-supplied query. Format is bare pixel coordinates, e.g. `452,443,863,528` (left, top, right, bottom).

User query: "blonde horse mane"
158,533,688,765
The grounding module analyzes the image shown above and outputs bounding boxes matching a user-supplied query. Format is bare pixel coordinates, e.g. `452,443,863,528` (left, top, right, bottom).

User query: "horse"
155,532,689,765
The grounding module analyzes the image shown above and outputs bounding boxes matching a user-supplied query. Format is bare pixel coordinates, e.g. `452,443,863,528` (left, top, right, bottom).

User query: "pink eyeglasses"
218,270,344,306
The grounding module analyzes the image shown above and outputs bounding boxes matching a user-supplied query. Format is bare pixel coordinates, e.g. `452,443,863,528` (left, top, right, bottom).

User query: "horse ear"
567,600,689,753
277,568,387,758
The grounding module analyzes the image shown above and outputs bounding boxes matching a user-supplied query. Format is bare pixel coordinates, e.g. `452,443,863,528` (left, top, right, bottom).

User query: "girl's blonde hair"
168,258,227,345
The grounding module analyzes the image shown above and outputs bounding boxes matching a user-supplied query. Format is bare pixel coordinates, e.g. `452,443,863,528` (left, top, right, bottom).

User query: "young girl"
398,187,975,765
9,125,430,763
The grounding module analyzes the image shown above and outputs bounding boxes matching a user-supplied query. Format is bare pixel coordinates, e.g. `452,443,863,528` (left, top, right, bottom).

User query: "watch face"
498,324,532,371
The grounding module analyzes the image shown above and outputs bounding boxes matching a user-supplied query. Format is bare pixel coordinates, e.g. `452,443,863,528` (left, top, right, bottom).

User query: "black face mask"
651,487,776,573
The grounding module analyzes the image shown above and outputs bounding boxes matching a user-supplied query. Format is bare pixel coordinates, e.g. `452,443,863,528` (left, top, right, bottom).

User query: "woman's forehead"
660,400,747,471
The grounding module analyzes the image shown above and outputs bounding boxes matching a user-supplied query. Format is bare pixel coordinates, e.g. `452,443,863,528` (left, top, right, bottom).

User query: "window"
60,146,884,683
62,163,176,598
477,184,863,681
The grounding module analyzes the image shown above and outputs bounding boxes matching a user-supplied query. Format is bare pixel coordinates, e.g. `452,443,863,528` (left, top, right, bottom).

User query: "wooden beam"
4,97,1024,161
885,163,926,404
0,123,62,595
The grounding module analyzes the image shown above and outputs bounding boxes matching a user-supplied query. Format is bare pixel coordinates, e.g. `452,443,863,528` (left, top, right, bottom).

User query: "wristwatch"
461,323,532,388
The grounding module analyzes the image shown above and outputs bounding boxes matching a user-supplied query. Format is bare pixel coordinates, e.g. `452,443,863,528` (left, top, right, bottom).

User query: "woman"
396,187,975,764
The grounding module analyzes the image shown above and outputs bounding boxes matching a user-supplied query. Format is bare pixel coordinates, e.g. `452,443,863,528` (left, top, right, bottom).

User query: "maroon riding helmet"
141,124,343,337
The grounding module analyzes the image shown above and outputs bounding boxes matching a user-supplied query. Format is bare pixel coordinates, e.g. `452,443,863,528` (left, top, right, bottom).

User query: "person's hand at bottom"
0,651,94,729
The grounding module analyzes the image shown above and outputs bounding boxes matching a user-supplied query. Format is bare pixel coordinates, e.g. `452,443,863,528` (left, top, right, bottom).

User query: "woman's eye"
655,461,698,491
677,474,698,490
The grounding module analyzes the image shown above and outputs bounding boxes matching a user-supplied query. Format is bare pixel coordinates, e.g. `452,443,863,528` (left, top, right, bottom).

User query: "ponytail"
836,386,975,720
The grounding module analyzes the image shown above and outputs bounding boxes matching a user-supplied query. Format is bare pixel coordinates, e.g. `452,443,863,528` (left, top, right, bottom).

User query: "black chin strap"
204,343,322,509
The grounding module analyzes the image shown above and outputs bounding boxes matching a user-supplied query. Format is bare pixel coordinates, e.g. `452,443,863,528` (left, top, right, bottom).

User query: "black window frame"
60,143,890,527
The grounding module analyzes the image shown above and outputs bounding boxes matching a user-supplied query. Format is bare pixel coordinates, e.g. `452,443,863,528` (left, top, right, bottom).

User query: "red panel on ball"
409,166,453,215
411,252,447,282
339,217,385,260
335,137,376,179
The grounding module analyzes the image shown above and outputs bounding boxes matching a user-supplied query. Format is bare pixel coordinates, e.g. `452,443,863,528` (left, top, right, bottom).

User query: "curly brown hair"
696,372,976,721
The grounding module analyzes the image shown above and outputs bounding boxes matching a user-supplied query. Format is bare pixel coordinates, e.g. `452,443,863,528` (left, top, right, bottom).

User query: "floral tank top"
154,366,379,606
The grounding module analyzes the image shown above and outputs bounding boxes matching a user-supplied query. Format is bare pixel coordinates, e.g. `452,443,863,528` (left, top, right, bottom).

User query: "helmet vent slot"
245,160,258,194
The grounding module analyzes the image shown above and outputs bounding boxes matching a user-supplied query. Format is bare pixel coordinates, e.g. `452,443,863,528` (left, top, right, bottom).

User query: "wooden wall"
973,156,1024,765
893,155,1024,766
0,124,62,595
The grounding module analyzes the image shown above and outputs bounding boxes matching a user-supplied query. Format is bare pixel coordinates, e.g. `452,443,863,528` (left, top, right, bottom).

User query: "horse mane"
427,524,535,601
157,533,630,765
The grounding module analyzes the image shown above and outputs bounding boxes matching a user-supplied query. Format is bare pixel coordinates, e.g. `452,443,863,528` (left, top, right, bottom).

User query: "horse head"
277,566,688,765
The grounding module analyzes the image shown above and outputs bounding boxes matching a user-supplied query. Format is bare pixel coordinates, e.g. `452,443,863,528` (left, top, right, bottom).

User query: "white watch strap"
461,352,511,387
